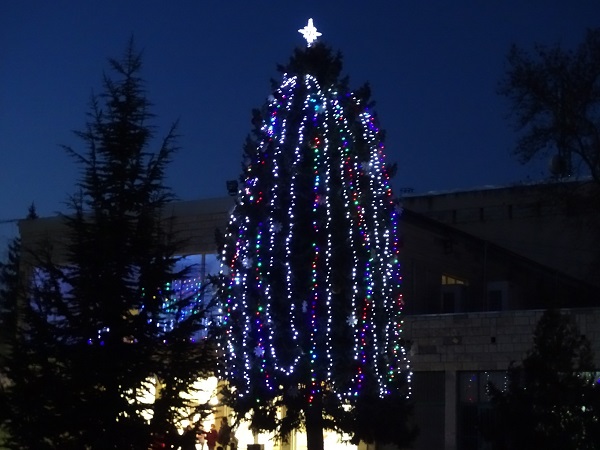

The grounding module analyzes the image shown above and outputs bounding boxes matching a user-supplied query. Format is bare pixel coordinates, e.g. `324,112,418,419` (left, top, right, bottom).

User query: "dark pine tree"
1,42,218,449
0,237,21,446
0,207,38,445
0,237,22,372
485,309,600,449
219,36,415,450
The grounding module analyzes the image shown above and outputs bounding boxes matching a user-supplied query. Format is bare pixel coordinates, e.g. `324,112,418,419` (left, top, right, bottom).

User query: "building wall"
402,183,600,287
17,197,234,264
165,197,234,255
399,209,594,315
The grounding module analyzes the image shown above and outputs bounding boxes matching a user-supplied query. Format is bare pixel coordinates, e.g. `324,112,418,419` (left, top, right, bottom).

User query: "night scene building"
6,17,600,450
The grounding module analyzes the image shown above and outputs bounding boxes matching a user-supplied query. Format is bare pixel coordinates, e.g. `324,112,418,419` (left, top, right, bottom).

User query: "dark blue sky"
1,1,598,244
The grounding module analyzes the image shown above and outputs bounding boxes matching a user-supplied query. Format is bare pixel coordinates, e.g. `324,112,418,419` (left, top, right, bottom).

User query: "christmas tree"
219,20,415,450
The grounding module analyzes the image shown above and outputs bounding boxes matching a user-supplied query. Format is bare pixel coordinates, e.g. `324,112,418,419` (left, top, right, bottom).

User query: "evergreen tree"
485,309,600,449
219,30,415,450
1,42,218,449
0,238,21,358
0,237,22,446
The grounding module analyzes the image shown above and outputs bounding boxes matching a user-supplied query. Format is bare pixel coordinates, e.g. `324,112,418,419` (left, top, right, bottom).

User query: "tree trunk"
305,400,324,450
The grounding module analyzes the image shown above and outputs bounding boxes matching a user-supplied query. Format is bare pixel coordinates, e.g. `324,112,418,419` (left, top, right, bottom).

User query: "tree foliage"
1,41,218,449
485,309,600,449
0,237,22,446
500,28,600,183
0,238,22,358
219,42,415,450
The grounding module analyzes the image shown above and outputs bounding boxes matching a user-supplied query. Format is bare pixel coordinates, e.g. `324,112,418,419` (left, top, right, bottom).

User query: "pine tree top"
277,43,344,89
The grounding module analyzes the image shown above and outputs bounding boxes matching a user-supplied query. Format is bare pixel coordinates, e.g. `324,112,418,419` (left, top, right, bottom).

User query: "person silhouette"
206,423,218,450
217,417,231,449
197,424,207,450
180,424,197,450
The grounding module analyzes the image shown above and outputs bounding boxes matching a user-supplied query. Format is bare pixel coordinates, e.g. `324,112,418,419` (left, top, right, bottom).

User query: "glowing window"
441,274,469,286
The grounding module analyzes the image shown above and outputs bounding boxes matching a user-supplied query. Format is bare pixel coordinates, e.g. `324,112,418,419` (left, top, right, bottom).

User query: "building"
402,181,600,289
401,182,600,449
15,181,600,450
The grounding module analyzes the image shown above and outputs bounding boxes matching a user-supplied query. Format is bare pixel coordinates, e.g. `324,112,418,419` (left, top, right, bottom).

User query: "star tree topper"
298,18,322,47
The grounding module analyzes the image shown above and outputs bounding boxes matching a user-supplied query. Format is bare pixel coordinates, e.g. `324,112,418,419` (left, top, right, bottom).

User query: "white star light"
298,18,322,47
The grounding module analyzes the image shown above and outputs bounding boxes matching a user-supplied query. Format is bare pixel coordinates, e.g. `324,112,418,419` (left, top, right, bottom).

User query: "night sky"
1,1,598,246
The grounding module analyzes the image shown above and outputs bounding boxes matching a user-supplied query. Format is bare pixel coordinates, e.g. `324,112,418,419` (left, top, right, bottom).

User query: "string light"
220,65,410,403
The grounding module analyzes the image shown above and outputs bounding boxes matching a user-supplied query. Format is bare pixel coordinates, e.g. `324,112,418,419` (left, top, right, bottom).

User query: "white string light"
220,65,410,402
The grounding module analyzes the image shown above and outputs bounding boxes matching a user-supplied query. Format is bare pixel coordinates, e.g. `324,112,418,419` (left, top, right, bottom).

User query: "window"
457,371,507,450
441,274,469,313
28,254,223,344
487,281,510,311
411,372,445,449
165,253,221,341
441,274,469,286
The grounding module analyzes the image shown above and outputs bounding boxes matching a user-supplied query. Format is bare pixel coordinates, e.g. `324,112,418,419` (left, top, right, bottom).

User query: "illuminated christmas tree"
220,20,415,450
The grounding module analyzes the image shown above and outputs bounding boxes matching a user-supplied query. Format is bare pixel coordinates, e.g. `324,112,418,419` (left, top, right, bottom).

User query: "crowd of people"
152,417,237,450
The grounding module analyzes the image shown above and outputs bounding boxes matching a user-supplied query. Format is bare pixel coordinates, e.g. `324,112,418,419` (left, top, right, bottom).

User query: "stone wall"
403,308,600,372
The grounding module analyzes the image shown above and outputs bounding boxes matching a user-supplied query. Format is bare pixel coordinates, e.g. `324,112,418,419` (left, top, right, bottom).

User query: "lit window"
441,274,469,286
